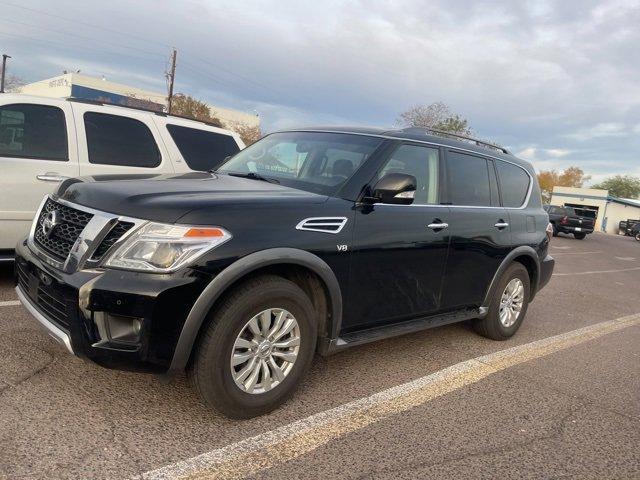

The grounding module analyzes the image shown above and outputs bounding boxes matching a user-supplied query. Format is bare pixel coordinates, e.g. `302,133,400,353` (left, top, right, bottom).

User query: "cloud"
2,0,639,180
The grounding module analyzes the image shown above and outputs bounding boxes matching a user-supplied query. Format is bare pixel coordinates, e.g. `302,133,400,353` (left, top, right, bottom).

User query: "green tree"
170,93,223,126
396,102,471,135
592,175,640,199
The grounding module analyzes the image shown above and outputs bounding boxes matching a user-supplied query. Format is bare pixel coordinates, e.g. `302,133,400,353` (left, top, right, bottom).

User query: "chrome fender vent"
295,217,348,234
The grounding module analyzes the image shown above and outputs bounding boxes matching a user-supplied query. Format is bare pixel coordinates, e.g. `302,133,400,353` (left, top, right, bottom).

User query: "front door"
345,143,451,331
0,100,79,249
440,150,512,309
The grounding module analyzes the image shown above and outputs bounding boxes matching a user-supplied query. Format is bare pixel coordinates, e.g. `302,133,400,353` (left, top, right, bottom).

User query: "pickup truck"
544,205,595,239
619,219,640,236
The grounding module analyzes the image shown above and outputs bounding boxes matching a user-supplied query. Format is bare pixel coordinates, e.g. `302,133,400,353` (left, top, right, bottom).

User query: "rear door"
345,143,451,331
0,99,78,249
71,103,175,177
440,150,511,309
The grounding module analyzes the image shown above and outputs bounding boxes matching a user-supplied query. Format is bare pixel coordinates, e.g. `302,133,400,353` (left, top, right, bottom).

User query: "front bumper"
16,284,74,354
15,240,211,373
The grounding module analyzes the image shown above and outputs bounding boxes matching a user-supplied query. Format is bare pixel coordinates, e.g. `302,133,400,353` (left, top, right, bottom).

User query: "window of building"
166,124,240,171
84,112,160,167
378,144,439,204
496,160,530,207
446,151,491,206
0,104,67,160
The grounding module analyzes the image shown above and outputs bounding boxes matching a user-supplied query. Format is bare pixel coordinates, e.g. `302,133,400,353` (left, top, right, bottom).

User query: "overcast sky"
1,0,638,183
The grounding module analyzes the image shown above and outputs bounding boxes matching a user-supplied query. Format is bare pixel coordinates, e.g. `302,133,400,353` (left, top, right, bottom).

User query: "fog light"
93,312,143,346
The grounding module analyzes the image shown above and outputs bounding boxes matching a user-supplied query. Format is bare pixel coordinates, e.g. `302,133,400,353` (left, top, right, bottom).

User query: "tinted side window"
447,151,491,206
496,161,530,207
0,104,67,160
84,112,160,167
166,124,240,171
378,144,439,204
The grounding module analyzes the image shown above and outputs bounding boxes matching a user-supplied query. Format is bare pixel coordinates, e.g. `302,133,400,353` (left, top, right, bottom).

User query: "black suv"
15,127,554,418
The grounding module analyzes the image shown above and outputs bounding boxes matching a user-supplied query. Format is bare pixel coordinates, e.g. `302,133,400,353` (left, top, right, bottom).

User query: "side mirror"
369,173,417,205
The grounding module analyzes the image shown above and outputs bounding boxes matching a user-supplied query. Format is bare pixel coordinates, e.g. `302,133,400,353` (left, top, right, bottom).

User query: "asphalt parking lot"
1,232,639,480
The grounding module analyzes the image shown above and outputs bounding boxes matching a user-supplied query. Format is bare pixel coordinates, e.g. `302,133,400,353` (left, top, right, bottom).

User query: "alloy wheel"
499,278,524,328
230,308,301,394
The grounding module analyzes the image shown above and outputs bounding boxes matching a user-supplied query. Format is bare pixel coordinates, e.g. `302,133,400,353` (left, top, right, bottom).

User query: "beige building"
550,186,640,234
19,73,259,128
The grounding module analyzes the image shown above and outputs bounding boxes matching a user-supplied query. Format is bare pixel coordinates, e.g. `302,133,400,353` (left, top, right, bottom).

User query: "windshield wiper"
226,172,280,184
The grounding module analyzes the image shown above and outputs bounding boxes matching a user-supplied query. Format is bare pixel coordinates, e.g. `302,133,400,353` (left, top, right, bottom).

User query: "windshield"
217,131,383,195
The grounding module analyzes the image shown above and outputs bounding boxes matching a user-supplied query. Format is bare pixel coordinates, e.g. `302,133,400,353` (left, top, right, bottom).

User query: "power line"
0,31,164,64
0,18,166,58
0,0,171,49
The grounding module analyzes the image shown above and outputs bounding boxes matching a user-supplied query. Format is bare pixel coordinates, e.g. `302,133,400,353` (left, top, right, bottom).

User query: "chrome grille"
91,221,135,260
34,199,94,261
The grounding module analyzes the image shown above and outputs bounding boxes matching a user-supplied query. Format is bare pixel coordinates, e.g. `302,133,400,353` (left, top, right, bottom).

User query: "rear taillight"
561,215,568,224
546,222,553,242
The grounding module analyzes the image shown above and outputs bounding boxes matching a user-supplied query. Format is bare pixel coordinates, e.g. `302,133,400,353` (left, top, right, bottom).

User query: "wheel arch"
168,248,343,373
480,246,541,314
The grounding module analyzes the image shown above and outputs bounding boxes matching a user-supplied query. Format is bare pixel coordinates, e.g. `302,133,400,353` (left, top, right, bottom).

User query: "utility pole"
1,54,11,93
166,48,177,114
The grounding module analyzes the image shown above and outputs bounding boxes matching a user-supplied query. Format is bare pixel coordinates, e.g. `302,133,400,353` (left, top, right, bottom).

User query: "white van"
0,94,245,257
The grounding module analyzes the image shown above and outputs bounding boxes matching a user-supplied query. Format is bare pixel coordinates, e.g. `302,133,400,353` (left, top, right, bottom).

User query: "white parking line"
553,266,640,276
551,251,602,255
0,300,20,307
137,313,640,480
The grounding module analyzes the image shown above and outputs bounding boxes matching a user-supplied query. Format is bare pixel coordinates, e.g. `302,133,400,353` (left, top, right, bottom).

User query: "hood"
57,172,328,223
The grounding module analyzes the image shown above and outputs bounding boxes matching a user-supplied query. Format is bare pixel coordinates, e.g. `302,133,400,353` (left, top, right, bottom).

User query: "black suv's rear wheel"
574,232,586,239
473,263,530,340
189,275,317,418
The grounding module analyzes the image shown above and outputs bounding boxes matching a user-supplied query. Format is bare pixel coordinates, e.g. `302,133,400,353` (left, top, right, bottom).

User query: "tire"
635,233,640,242
189,275,317,418
574,232,586,240
473,263,530,340
552,224,558,237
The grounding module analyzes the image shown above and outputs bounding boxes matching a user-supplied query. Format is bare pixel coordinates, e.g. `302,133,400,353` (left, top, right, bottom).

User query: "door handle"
427,220,449,231
36,173,70,182
494,221,510,229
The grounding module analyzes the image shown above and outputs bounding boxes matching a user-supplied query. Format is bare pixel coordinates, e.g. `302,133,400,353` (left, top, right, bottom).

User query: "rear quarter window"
167,124,240,171
496,161,530,207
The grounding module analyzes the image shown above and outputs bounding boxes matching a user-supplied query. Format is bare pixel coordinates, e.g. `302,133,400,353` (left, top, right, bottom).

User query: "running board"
320,308,481,354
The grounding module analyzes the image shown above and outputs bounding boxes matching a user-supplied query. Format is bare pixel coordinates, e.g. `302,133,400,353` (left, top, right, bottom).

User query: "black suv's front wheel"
473,263,530,340
189,275,317,418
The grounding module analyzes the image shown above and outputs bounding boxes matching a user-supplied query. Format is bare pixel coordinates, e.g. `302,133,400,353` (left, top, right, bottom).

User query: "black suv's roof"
277,126,526,167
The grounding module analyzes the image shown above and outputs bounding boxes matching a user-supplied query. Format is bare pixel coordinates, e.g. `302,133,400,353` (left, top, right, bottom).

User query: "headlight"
104,222,231,273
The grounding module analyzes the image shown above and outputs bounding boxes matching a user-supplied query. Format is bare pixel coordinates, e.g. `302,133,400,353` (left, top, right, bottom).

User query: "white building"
19,73,259,128
550,186,640,234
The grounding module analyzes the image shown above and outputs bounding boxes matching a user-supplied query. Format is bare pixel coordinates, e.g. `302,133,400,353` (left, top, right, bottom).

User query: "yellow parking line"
138,313,640,480
553,266,640,276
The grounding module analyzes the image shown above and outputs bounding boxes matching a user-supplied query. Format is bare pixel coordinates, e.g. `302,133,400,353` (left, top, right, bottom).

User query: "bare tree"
396,101,471,135
4,74,25,92
228,121,262,146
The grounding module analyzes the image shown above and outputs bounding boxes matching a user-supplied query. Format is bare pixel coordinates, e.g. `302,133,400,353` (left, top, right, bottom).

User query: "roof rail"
65,97,226,129
399,127,510,155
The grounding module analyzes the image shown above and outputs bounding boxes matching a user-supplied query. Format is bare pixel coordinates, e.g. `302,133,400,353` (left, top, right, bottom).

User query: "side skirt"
318,307,484,355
